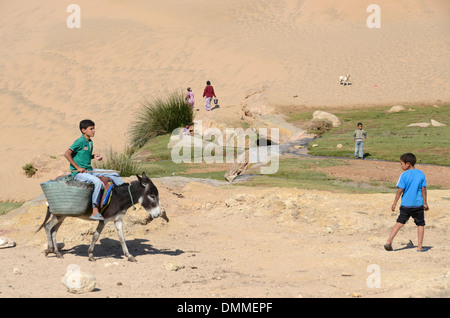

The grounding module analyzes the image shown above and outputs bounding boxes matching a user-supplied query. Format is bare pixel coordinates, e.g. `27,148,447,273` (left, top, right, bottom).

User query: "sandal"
90,213,105,221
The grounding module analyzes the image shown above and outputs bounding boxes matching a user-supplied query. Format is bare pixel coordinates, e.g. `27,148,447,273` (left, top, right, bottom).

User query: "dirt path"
315,158,450,189
1,159,449,298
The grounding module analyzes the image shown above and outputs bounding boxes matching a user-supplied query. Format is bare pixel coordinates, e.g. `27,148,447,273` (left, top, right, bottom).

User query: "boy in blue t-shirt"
384,153,429,252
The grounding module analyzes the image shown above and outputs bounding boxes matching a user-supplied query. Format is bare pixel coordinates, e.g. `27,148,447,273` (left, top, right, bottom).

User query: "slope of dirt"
1,160,449,298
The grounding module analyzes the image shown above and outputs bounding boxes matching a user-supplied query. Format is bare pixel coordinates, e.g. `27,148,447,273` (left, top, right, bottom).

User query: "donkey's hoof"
128,255,137,262
44,248,53,257
88,256,96,262
55,252,64,259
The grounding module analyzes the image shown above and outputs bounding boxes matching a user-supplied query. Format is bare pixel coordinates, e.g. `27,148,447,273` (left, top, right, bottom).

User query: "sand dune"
0,0,449,201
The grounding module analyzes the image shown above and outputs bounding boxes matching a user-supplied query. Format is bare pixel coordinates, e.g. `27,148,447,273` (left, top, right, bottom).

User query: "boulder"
430,119,446,127
0,237,16,249
387,105,406,113
62,265,96,294
242,103,275,118
312,111,341,127
407,123,430,128
163,261,185,271
241,89,275,118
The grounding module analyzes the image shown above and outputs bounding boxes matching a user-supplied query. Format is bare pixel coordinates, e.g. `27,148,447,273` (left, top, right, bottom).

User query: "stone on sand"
312,111,341,127
61,265,96,294
0,237,16,249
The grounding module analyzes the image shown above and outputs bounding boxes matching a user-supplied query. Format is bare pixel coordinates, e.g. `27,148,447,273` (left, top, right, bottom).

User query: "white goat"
339,74,350,85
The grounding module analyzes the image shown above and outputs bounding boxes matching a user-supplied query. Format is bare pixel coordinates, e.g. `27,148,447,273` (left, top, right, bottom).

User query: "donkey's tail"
36,206,51,233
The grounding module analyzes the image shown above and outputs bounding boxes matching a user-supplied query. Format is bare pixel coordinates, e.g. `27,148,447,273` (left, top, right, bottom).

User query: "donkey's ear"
137,172,151,186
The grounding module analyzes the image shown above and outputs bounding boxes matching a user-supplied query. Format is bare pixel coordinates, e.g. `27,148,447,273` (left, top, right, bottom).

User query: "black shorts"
396,206,425,226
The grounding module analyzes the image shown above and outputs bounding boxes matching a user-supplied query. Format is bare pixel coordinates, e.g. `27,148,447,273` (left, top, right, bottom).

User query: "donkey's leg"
88,221,105,262
50,216,65,258
44,215,64,257
43,215,58,256
115,218,136,262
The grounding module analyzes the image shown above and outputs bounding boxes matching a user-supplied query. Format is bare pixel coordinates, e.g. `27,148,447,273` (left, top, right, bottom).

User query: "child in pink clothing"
186,87,195,109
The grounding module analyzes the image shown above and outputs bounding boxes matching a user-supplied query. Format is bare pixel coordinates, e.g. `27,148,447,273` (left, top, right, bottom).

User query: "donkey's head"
136,172,161,219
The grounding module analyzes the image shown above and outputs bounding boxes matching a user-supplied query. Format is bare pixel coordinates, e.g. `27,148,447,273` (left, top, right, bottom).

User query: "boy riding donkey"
64,119,124,221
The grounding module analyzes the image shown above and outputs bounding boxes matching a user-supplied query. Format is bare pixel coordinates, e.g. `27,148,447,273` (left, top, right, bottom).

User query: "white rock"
0,236,16,249
312,111,341,127
163,261,185,271
62,265,96,294
408,123,430,128
387,105,405,113
430,119,445,127
242,102,276,118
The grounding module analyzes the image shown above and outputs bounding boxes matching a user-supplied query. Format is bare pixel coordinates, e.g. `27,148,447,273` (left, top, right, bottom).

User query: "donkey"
37,172,163,262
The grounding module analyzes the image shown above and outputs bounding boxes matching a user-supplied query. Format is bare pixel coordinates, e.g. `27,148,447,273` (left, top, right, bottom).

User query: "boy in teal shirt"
64,119,124,221
384,153,429,252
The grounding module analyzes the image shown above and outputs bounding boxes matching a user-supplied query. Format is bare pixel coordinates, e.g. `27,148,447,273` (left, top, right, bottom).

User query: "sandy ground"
0,0,449,202
0,160,449,298
0,0,449,299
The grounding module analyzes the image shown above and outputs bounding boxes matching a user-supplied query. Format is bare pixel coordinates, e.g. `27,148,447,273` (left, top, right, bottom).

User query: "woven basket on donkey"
40,175,93,216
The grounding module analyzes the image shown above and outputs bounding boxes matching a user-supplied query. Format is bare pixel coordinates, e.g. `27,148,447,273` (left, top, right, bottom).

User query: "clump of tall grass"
131,90,194,148
22,163,37,178
94,147,142,177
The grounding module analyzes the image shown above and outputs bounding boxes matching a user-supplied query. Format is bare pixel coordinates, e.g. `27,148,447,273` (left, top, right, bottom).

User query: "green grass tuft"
22,163,37,178
93,147,143,177
130,90,194,148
